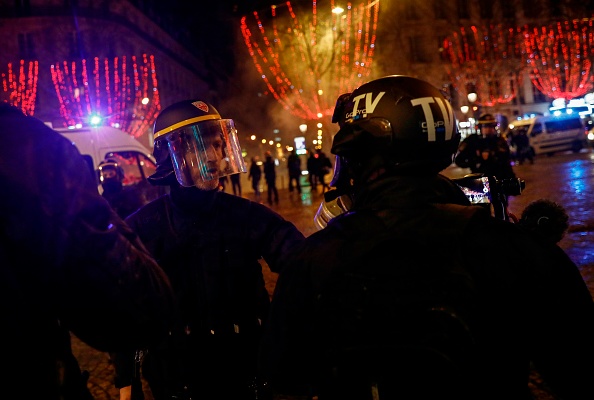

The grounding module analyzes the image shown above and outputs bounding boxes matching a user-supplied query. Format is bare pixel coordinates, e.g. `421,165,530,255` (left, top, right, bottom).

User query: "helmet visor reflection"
165,119,247,187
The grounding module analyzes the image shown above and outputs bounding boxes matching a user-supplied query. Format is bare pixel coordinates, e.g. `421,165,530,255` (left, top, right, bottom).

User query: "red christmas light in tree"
523,19,593,101
1,60,39,116
442,24,525,107
240,0,380,121
50,54,160,138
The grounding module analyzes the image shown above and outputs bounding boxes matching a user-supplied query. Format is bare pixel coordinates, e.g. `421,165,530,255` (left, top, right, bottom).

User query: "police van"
55,125,166,199
507,114,588,156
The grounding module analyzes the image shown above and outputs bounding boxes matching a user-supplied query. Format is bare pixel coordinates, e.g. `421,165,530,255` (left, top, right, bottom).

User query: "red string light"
240,0,380,121
1,60,39,115
443,24,524,107
523,18,593,101
50,54,161,137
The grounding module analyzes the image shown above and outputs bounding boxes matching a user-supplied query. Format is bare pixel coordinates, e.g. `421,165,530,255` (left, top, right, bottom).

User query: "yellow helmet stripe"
153,114,220,139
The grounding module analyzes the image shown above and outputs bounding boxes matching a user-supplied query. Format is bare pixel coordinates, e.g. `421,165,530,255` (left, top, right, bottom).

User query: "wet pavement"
73,150,594,399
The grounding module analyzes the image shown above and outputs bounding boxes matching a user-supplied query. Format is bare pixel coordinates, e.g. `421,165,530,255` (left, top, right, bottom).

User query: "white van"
55,125,167,199
508,114,588,156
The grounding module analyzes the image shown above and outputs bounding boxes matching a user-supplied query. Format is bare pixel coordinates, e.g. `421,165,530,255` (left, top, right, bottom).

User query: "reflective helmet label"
192,101,209,113
411,97,454,141
345,91,385,122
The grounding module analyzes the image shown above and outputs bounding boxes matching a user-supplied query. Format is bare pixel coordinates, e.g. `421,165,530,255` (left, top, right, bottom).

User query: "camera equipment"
453,173,525,221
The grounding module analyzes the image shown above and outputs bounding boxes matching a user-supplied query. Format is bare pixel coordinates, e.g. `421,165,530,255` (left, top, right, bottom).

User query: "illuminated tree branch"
523,19,593,101
50,54,161,138
1,60,39,116
240,0,380,121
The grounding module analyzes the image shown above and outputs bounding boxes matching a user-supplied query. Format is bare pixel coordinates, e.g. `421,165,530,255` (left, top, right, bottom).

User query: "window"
17,33,35,59
523,0,540,18
433,0,447,19
530,122,543,136
545,118,583,133
479,0,493,19
15,0,31,16
457,0,470,19
501,0,515,19
409,36,431,63
68,31,79,59
404,2,420,20
104,151,157,187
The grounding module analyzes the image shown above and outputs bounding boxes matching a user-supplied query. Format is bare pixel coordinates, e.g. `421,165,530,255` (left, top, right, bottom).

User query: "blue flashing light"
89,115,102,126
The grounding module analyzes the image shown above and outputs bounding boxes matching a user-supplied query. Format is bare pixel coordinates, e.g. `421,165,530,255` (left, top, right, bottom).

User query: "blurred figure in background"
287,148,302,194
510,127,534,165
248,155,262,202
0,102,174,399
315,149,333,193
99,158,149,219
219,175,229,192
307,149,320,191
230,172,242,197
263,151,279,205
455,113,516,180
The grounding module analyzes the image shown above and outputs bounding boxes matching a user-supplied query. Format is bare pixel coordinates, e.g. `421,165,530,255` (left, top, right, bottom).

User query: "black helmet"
477,113,497,127
331,75,460,175
98,158,124,183
148,138,176,185
148,99,246,188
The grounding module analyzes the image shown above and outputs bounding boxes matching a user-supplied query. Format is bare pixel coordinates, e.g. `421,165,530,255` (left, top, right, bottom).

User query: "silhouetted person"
219,175,229,192
510,127,534,165
0,102,174,400
307,149,320,191
230,173,242,196
248,155,262,202
263,151,279,205
99,158,150,219
316,149,333,193
287,149,302,194
455,113,516,180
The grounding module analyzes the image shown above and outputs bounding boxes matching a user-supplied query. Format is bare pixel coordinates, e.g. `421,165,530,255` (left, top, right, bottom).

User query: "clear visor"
165,119,247,188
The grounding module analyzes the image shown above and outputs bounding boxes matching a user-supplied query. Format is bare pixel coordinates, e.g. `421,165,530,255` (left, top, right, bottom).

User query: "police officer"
259,76,594,400
113,99,305,400
455,113,516,180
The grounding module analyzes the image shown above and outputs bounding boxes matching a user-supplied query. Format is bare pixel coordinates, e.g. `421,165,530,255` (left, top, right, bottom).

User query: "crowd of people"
3,73,593,400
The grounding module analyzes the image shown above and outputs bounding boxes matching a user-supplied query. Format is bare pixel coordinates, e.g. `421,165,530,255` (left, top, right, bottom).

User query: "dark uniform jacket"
260,173,594,400
0,104,175,399
121,185,305,399
455,134,516,180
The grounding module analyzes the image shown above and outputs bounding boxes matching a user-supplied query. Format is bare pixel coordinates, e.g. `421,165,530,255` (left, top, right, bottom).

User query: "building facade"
373,0,594,125
0,0,212,147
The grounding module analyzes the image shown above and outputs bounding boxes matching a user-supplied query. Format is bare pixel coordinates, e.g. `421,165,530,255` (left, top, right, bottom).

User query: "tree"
240,0,380,121
49,54,161,138
442,24,526,107
523,18,594,101
1,60,39,116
